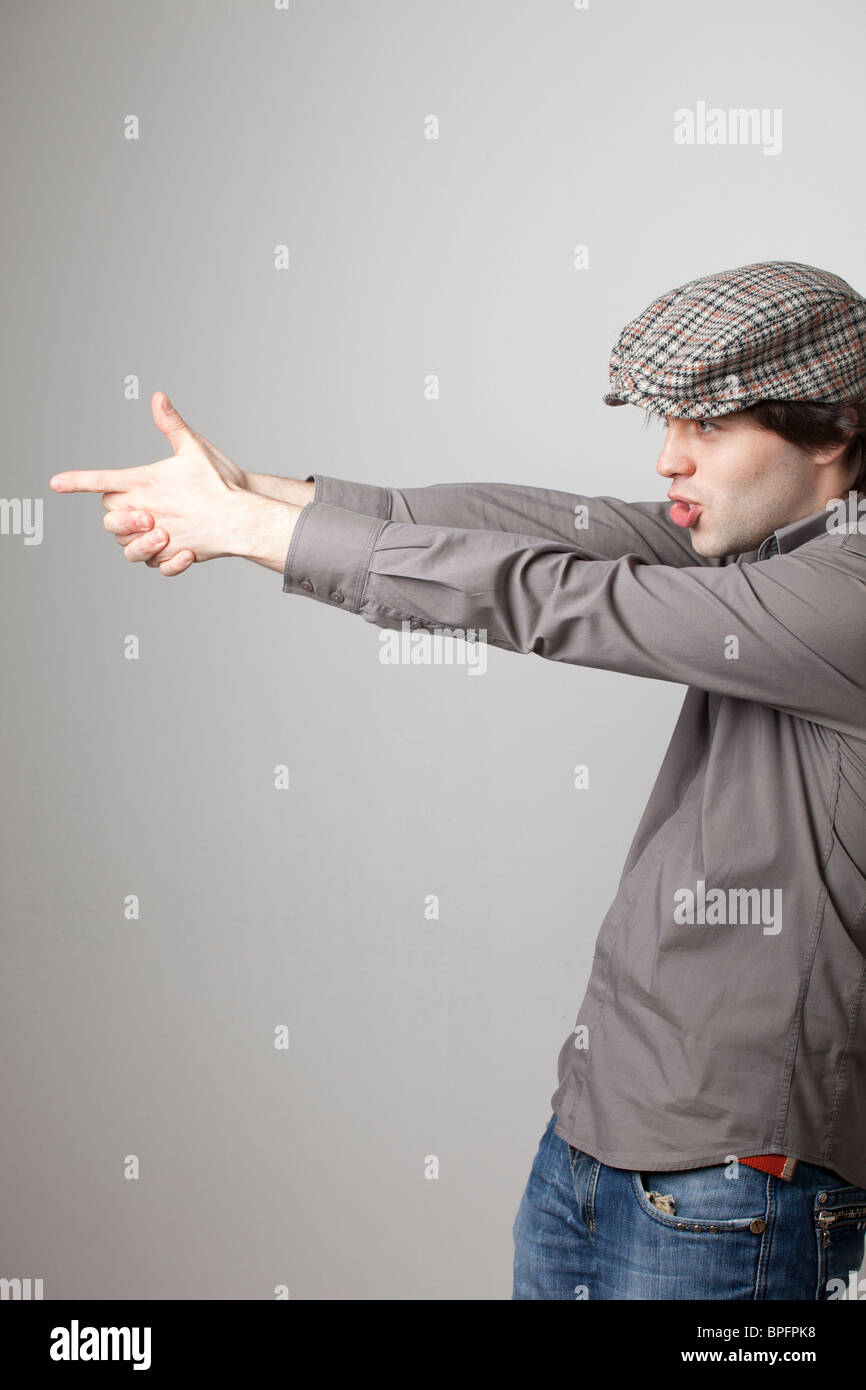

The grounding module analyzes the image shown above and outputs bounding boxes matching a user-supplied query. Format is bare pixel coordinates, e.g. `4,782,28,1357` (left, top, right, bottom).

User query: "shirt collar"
755,507,833,560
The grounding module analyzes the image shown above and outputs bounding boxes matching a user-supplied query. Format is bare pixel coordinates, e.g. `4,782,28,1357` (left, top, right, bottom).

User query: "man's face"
654,411,832,557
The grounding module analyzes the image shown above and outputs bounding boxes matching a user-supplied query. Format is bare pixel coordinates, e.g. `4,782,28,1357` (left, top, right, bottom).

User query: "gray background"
2,0,864,1300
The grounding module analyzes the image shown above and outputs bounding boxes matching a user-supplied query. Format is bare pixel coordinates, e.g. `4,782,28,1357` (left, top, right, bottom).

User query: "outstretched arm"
52,393,718,577
53,393,863,737
245,470,729,569
281,499,864,736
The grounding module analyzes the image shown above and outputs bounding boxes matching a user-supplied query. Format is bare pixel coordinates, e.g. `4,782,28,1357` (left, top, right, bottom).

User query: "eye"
695,418,717,434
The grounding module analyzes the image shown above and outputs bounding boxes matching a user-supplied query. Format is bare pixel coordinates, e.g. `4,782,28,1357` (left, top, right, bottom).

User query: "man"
51,260,866,1300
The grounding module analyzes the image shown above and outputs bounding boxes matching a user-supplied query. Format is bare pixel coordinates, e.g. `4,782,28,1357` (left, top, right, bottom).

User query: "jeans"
512,1113,866,1299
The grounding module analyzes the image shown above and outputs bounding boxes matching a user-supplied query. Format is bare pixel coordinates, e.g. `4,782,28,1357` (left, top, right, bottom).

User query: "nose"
655,420,696,483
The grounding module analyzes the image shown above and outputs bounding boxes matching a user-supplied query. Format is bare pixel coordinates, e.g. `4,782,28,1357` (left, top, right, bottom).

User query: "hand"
50,392,250,574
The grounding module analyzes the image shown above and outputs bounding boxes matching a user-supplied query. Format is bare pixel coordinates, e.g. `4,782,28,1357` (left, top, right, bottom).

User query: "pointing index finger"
50,469,139,493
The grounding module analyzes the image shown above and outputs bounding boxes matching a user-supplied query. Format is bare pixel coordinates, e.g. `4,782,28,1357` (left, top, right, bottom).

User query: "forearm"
244,472,315,509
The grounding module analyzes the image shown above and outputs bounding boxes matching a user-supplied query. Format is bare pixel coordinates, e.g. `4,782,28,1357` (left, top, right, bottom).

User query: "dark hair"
739,397,866,493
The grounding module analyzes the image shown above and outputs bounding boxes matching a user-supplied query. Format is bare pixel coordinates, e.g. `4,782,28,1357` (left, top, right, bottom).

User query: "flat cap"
603,260,866,419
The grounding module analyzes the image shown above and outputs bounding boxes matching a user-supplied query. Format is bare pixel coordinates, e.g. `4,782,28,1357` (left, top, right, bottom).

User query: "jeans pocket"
631,1163,770,1234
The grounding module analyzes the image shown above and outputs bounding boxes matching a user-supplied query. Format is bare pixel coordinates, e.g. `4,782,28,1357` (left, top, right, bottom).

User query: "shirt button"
329,589,345,603
749,1218,766,1234
692,1225,703,1233
300,579,314,592
817,1192,828,1205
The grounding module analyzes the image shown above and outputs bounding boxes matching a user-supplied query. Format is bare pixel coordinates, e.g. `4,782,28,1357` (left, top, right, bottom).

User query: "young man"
51,260,866,1300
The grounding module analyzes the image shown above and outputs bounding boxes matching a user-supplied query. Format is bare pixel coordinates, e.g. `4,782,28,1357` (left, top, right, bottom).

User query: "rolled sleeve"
283,500,387,613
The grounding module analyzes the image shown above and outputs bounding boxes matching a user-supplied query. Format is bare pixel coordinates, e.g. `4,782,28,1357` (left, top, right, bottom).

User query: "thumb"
152,391,195,455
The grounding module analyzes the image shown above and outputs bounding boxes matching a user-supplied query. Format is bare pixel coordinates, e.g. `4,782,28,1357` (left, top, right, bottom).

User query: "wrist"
228,491,301,572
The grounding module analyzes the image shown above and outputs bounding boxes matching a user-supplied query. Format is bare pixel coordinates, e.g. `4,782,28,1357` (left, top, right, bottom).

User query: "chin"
689,531,713,557
690,530,729,559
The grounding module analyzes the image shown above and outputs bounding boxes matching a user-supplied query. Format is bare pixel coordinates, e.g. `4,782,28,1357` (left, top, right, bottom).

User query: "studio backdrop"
2,0,864,1299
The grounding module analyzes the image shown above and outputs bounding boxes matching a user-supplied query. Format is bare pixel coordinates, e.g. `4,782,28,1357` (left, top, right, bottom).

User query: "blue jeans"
512,1113,866,1299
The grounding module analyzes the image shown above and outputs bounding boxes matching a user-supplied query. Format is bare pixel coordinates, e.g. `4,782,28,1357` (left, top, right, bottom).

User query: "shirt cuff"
283,500,388,613
303,473,392,519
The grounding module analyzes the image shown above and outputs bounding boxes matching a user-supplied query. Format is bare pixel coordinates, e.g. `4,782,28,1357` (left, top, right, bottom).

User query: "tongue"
670,501,701,528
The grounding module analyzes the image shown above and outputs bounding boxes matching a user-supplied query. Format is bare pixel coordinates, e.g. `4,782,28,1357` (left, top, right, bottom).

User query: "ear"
832,407,862,488
811,405,858,463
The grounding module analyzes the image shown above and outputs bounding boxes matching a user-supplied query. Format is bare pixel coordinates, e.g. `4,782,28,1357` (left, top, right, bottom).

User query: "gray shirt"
283,472,866,1187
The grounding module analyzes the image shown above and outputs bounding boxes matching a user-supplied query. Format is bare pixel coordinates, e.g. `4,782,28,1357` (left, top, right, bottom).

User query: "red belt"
740,1153,798,1180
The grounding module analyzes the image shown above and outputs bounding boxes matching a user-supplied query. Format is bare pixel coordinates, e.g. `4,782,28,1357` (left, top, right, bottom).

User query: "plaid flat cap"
603,260,866,419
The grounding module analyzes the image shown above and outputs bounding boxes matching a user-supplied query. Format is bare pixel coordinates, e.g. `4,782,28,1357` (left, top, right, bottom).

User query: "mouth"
667,493,703,529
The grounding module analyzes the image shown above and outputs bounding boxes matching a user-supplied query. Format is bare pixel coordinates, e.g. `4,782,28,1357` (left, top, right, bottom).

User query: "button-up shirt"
282,473,866,1187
